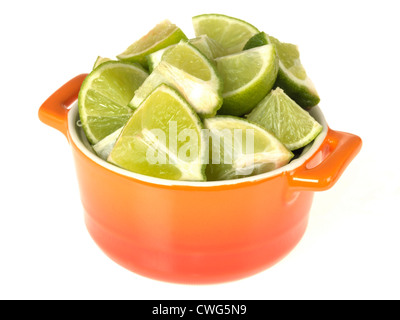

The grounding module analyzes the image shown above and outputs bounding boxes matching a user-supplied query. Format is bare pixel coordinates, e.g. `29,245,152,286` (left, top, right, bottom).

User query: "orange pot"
38,74,362,284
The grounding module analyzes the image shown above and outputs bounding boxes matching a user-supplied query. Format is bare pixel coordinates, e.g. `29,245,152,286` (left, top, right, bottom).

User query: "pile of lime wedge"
78,14,323,182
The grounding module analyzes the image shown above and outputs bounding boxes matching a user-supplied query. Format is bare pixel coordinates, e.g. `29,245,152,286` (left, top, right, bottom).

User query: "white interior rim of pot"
68,102,328,187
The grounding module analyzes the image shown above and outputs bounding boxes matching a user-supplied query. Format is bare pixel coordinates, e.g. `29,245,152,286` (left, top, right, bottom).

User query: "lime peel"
247,87,322,150
78,61,148,144
109,84,207,181
130,41,223,118
215,44,279,116
244,32,320,109
204,116,293,181
192,13,259,55
117,20,188,67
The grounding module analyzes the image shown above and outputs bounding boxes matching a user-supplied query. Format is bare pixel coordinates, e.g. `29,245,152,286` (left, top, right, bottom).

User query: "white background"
1,0,399,300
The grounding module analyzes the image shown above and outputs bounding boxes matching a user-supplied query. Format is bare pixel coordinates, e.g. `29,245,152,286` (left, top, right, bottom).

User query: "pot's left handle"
38,74,88,138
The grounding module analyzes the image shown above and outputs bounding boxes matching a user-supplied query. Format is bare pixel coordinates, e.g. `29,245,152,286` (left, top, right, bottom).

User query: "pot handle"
38,74,88,138
288,128,362,191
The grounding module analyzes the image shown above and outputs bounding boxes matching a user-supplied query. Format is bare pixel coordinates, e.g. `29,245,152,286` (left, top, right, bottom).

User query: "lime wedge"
247,87,322,150
108,84,206,181
117,20,187,67
130,41,223,117
93,127,123,160
243,32,269,50
161,40,214,80
244,32,320,109
204,116,293,181
147,35,224,72
189,35,225,60
192,13,259,56
146,47,169,73
93,56,112,70
78,61,148,144
215,44,278,116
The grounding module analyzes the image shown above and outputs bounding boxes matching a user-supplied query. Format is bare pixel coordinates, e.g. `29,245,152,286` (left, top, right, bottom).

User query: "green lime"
215,44,278,116
192,14,259,56
146,47,169,73
247,87,322,150
189,35,225,60
78,61,148,144
146,35,224,72
243,32,269,50
92,56,112,70
108,84,206,181
204,116,293,181
244,32,320,109
93,127,123,160
130,40,223,118
117,20,187,67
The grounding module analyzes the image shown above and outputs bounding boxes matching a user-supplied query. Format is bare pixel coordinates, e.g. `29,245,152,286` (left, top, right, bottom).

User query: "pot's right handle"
288,128,362,191
38,74,88,138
